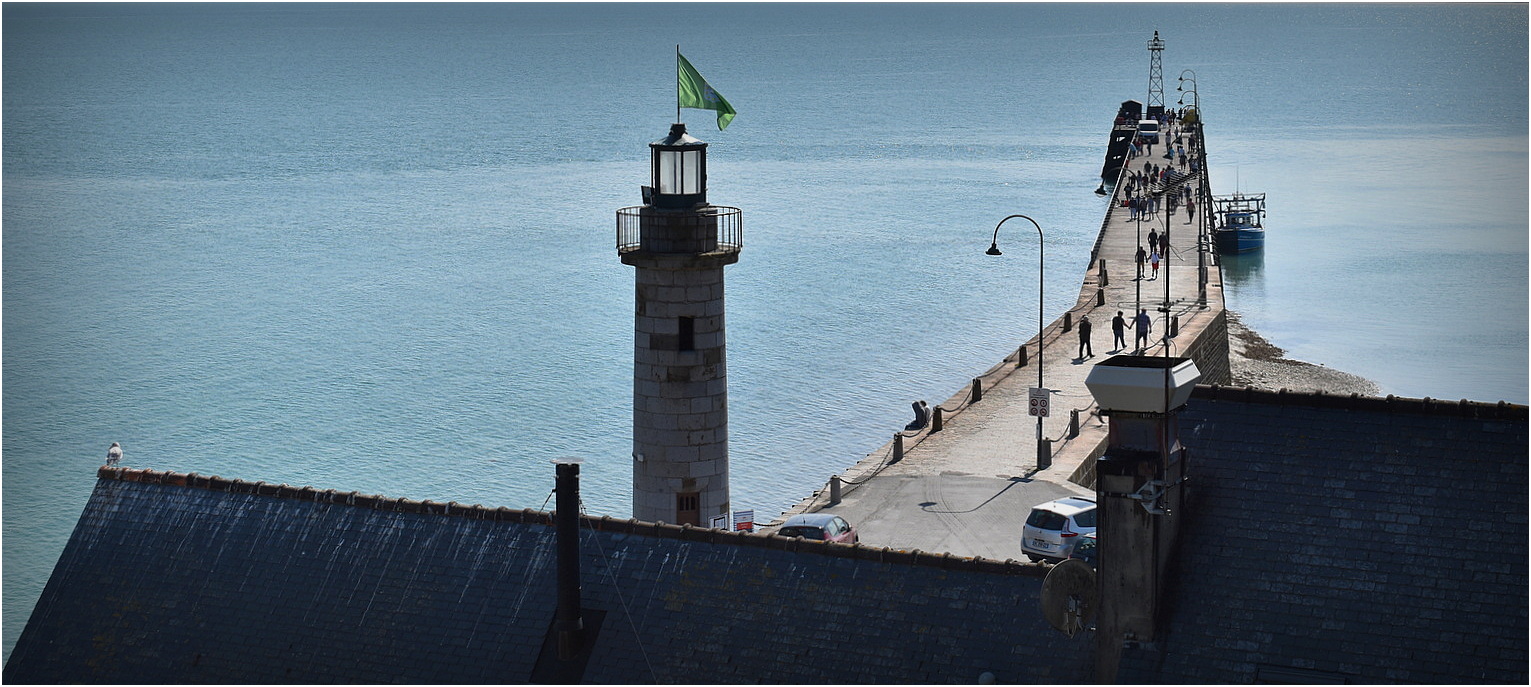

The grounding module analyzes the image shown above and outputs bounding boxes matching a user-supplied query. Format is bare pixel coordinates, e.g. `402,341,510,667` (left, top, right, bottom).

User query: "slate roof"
1117,387,1529,684
4,469,1092,684
8,389,1526,684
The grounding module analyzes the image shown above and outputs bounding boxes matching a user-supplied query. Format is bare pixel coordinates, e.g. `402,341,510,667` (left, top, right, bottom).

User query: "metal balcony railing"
616,206,743,255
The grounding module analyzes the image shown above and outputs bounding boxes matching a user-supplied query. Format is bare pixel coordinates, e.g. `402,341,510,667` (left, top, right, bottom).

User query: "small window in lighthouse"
676,492,700,526
678,317,695,351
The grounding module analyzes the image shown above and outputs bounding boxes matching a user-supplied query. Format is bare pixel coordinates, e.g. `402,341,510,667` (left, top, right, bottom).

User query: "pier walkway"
772,117,1227,562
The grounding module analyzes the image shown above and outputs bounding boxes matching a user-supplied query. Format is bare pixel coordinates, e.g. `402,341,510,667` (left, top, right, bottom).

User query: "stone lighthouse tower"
616,123,742,526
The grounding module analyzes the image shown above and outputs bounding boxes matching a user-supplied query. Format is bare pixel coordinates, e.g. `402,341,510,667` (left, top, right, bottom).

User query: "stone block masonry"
631,259,730,525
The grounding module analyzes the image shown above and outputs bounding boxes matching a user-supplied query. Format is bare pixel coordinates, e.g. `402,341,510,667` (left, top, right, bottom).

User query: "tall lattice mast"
1146,31,1165,115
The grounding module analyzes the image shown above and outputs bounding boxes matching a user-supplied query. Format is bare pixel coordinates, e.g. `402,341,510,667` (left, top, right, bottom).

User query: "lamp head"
986,243,1003,256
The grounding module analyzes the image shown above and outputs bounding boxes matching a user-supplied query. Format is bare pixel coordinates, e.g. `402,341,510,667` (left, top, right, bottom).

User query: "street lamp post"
986,214,1049,469
1178,70,1210,303
1176,70,1199,112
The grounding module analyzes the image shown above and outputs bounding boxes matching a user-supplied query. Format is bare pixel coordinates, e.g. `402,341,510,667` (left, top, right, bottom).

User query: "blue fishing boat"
1213,192,1266,253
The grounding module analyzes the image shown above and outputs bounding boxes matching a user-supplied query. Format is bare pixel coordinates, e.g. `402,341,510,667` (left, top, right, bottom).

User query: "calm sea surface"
4,3,1525,659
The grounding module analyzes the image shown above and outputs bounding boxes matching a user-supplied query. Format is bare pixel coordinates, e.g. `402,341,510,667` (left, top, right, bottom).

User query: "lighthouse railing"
616,205,743,255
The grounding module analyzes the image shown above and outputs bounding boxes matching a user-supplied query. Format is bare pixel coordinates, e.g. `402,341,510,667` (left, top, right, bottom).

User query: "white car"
1021,496,1097,563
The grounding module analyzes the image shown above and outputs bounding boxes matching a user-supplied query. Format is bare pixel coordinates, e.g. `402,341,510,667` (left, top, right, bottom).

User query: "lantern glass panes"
656,148,702,195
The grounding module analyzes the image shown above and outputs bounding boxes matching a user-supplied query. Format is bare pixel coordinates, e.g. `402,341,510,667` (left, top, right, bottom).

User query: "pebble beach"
1226,310,1381,397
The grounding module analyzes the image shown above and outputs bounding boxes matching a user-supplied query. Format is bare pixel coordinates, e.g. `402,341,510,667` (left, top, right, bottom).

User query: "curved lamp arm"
987,214,1043,256
985,213,1046,395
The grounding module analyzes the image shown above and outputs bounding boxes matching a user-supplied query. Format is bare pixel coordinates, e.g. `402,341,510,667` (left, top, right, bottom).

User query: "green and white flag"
678,52,736,131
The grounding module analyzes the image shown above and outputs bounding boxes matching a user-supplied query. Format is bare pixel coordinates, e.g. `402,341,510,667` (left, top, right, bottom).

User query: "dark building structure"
6,386,1526,683
1118,386,1528,683
3,468,1089,684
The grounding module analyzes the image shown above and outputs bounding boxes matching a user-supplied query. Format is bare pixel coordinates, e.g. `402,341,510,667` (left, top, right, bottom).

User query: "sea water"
4,3,1525,659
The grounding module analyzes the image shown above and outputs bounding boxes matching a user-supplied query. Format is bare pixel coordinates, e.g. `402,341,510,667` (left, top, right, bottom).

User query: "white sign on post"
1028,387,1050,418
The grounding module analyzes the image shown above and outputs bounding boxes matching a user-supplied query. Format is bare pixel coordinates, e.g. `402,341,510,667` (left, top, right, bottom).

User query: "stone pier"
768,114,1230,560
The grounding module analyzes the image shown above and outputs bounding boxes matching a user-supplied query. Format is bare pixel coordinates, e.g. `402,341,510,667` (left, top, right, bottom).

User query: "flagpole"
675,45,681,124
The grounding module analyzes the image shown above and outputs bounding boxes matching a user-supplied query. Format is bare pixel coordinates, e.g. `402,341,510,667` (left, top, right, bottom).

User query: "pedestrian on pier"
1136,245,1147,278
1186,199,1195,224
1159,231,1170,254
1077,315,1093,359
1134,309,1153,350
1149,249,1161,279
1148,228,1159,251
1112,310,1127,351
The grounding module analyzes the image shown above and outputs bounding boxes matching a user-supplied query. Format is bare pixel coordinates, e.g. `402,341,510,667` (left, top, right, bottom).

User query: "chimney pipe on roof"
554,461,584,661
1085,355,1200,682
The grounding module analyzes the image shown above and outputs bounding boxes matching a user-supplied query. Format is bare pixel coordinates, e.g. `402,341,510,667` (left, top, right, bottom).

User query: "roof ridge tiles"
92,466,1047,577
1194,384,1527,419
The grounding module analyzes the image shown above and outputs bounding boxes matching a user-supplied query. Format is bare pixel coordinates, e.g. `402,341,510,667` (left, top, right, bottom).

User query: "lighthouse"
616,123,742,526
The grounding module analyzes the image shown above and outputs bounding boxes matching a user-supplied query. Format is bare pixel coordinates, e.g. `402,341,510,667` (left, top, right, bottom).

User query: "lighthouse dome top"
653,123,706,148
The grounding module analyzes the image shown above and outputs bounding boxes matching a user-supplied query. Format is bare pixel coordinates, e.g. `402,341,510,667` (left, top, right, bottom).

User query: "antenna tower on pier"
1146,31,1166,117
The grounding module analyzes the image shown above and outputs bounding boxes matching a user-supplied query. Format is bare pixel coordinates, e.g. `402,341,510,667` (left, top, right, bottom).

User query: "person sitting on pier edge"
904,400,930,432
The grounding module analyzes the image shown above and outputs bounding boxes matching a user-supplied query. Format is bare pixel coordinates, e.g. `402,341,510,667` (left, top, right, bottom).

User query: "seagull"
106,442,122,467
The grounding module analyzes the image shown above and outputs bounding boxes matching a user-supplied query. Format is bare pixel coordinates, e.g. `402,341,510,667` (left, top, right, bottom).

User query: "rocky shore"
1226,310,1380,396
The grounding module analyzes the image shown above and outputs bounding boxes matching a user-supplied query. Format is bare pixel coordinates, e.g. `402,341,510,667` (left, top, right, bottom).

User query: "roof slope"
5,469,1091,684
1119,389,1528,684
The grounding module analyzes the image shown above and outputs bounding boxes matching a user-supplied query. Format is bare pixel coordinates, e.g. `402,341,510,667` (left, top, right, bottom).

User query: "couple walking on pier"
1078,309,1154,359
1135,244,1163,280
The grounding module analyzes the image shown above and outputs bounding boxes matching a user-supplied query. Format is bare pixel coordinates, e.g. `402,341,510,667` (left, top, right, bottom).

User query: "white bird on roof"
106,442,122,467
